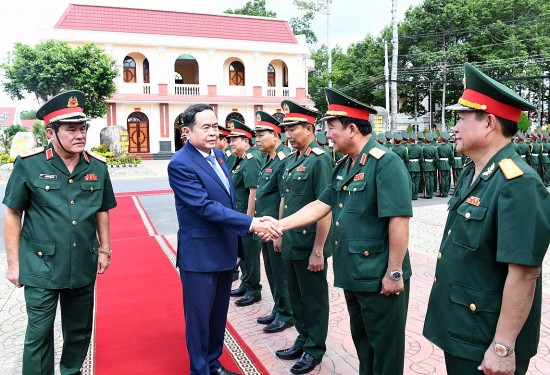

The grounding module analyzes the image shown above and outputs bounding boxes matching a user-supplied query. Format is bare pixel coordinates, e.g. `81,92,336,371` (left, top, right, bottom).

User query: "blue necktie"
206,155,230,192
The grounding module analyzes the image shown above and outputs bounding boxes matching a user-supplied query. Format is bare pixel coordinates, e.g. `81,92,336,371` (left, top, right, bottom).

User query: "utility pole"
326,1,332,88
390,0,398,132
385,41,390,125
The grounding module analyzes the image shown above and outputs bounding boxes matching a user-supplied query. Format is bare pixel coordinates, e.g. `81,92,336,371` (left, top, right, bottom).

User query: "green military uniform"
424,62,550,374
451,142,464,190
516,132,530,163
406,133,423,200
253,111,293,326
528,132,542,177
436,132,454,197
390,133,409,167
421,134,438,198
383,131,393,148
227,120,263,302
2,91,117,375
540,133,550,186
320,88,413,375
280,101,333,361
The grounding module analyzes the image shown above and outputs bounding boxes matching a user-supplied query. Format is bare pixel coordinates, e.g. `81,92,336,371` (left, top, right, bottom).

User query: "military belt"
521,155,526,158
454,157,462,160
543,153,548,156
439,158,449,161
409,159,419,162
425,159,433,162
532,153,539,157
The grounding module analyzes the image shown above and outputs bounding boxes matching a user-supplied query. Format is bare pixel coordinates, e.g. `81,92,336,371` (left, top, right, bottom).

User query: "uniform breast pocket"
80,181,103,207
345,180,367,213
291,172,310,195
348,239,387,281
33,180,62,207
22,240,56,279
452,204,487,251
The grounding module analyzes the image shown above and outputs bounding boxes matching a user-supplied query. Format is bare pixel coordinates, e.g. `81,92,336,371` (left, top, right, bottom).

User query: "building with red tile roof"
41,4,314,154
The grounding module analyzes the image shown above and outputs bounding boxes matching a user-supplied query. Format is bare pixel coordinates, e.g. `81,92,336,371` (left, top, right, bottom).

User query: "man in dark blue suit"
168,104,280,375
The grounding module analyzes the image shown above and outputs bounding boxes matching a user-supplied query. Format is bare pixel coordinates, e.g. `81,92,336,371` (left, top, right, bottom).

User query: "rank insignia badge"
481,163,495,177
353,173,365,181
297,166,307,172
465,196,480,206
84,173,98,181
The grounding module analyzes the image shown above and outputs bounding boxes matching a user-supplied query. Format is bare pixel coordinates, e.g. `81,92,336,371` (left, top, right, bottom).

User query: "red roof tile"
54,4,298,44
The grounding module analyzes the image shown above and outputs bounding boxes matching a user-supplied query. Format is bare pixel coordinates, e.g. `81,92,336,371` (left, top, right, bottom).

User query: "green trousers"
344,279,410,375
409,171,420,200
285,258,329,360
444,352,529,375
23,283,95,375
239,233,262,297
423,171,436,198
438,170,451,197
261,241,293,322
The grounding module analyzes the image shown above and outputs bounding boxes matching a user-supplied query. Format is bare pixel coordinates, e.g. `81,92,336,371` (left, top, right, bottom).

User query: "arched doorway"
127,112,150,153
225,112,245,129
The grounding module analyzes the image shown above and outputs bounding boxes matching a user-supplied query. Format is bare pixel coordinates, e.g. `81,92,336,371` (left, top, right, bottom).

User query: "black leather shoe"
235,295,261,307
211,366,239,375
275,345,303,360
263,319,293,333
290,353,322,374
230,287,246,297
257,313,276,325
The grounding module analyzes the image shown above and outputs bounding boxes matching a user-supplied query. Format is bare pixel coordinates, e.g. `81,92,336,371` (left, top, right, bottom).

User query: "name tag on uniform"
39,174,57,180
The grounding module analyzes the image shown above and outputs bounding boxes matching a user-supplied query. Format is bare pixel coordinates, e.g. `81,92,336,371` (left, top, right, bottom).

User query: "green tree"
289,11,317,44
518,112,531,132
3,124,28,139
1,41,118,119
20,109,37,120
224,0,277,17
32,121,47,146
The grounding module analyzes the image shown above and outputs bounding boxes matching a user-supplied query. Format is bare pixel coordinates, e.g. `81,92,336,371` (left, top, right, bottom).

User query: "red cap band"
218,128,231,136
256,121,282,134
231,128,253,139
43,107,84,125
327,104,372,121
284,112,316,124
461,89,522,122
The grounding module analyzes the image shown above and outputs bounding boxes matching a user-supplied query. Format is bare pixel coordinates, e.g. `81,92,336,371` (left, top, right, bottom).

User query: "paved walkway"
1,162,549,374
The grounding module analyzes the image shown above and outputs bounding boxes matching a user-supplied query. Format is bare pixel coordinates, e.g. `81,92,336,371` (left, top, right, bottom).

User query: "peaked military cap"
385,131,393,139
218,124,231,137
417,132,425,141
440,131,450,141
377,133,387,143
227,119,254,139
37,90,89,127
321,87,377,121
393,133,403,143
280,100,319,127
516,131,524,141
255,111,283,133
425,133,434,142
446,62,536,122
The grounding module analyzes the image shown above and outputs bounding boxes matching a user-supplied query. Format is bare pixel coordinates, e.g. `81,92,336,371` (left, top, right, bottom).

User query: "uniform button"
72,220,77,225
37,251,43,257
302,230,307,235
266,177,269,180
90,187,94,192
286,189,289,193
437,252,442,259
465,212,471,219
335,221,340,226
335,240,339,246
254,197,257,201
73,243,78,248
363,250,370,257
433,276,437,283
342,186,347,191
284,205,288,209
338,203,343,208
447,229,451,236
70,200,75,205
254,211,257,214
469,303,477,312
298,176,301,180
288,173,292,177
353,187,357,192
68,179,74,184
45,185,50,191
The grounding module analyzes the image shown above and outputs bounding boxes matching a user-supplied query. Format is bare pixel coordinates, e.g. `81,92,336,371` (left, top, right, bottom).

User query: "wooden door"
128,122,150,153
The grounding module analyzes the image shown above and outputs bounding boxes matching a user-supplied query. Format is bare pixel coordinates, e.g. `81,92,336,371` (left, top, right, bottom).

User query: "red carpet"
94,192,269,374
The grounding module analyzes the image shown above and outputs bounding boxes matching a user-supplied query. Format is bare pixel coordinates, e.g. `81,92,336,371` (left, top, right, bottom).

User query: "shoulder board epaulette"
246,152,254,160
277,150,287,160
310,147,325,155
225,150,232,157
499,158,524,180
86,150,106,163
19,147,45,158
369,147,386,160
336,154,349,164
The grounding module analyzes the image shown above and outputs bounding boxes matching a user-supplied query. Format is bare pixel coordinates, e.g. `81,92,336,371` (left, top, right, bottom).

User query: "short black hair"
340,117,372,136
474,111,517,138
182,104,214,129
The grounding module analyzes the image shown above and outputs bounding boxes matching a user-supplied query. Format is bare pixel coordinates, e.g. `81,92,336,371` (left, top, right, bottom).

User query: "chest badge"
297,166,307,172
265,168,273,173
84,173,98,181
465,196,481,206
353,173,365,181
39,173,57,180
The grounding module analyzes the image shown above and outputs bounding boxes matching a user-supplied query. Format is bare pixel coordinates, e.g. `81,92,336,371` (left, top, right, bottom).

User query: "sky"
0,0,424,109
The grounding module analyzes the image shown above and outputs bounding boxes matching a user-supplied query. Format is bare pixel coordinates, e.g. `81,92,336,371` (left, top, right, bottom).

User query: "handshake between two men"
250,216,284,241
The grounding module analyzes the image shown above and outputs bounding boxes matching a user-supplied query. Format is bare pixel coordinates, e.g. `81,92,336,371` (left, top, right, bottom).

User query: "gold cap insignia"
283,104,290,114
462,76,467,90
67,96,79,108
256,113,262,122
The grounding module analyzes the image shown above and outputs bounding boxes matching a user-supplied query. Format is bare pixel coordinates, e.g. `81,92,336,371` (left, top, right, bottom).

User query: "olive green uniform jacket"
423,142,550,362
3,145,117,289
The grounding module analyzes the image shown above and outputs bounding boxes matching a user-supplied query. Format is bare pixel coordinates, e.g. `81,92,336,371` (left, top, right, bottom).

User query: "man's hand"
97,254,110,274
273,237,282,253
6,264,21,288
478,345,515,375
307,250,324,272
251,216,282,240
380,274,404,296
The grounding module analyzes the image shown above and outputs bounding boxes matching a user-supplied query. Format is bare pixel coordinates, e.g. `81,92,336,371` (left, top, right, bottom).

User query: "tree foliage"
32,121,47,146
1,41,118,119
3,124,28,139
19,109,37,120
224,0,277,17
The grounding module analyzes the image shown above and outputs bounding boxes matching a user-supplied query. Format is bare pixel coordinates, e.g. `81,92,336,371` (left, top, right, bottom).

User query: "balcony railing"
118,82,155,95
266,87,291,97
218,86,251,96
173,84,201,96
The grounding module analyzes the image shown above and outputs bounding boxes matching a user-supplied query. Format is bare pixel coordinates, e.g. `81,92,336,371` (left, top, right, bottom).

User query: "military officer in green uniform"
227,120,263,306
540,132,550,186
406,132,423,200
516,131,530,162
423,62,550,375
4,90,117,375
269,88,413,375
421,133,438,198
216,124,235,166
528,131,542,178
391,133,409,167
253,111,294,333
436,131,454,197
274,100,333,374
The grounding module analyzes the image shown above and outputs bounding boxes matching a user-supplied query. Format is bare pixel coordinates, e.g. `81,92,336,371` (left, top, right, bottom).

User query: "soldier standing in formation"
436,132,454,197
391,133,409,167
4,91,117,375
406,133,423,200
527,131,542,177
227,120,263,307
275,100,333,374
253,111,294,333
540,132,550,186
421,134,438,198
